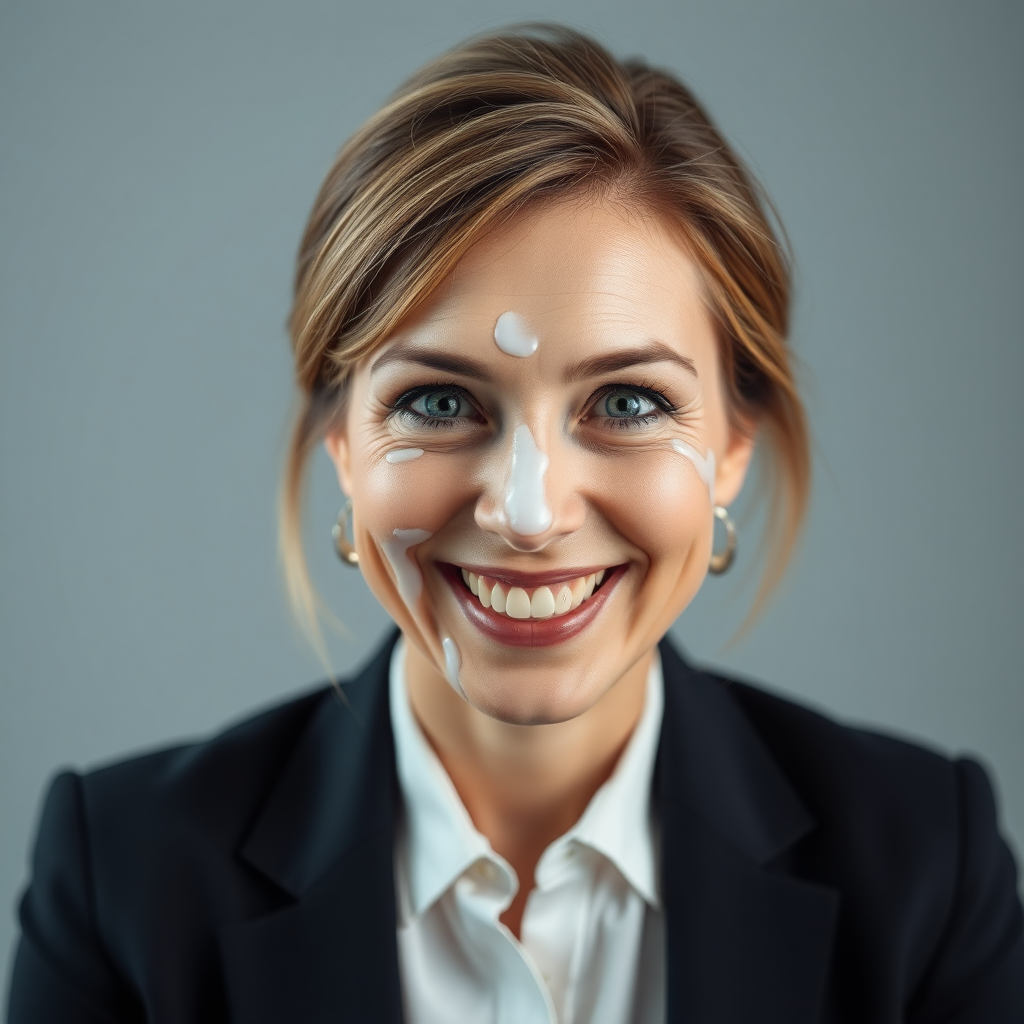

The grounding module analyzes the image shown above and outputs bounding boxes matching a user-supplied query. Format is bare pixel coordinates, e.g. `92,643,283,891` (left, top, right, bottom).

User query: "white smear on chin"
385,448,424,464
504,424,552,536
671,440,716,505
381,528,432,609
493,311,538,357
442,637,466,699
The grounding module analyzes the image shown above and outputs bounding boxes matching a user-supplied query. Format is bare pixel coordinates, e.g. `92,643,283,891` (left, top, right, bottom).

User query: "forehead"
395,197,714,358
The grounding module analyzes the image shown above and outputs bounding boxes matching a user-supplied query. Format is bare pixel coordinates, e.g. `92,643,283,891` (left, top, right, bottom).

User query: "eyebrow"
369,338,698,382
369,343,492,381
565,341,698,382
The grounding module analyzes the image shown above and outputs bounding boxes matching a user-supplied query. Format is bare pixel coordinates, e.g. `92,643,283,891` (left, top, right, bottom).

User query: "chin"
460,664,609,726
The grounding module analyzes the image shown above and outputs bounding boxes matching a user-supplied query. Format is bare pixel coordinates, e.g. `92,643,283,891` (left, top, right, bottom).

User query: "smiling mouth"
440,561,622,648
460,567,607,620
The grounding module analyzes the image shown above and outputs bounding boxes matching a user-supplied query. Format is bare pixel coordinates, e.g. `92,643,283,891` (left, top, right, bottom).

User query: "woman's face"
327,197,754,725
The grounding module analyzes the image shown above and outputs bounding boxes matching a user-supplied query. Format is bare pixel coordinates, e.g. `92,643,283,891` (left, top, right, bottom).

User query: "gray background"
2,0,1022,991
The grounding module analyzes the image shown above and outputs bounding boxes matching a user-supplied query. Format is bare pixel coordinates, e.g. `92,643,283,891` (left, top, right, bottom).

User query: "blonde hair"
281,24,809,636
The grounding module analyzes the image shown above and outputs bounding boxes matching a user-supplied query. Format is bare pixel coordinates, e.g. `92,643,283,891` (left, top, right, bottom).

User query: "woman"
9,25,1023,1023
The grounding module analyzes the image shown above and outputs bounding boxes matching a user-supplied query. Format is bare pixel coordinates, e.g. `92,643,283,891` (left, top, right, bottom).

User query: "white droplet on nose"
504,425,552,536
493,311,538,357
670,439,716,505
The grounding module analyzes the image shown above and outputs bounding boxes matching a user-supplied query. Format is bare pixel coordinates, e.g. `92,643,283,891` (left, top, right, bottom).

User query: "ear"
323,426,354,498
713,418,757,508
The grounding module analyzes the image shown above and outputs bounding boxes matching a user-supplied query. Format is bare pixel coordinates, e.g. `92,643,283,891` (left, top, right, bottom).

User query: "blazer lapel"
657,640,839,1024
219,634,405,1024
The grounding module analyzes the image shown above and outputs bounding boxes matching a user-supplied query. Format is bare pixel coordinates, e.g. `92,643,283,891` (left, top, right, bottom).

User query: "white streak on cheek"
385,448,424,464
493,311,538,357
504,425,551,535
442,637,466,700
670,440,716,506
380,528,432,609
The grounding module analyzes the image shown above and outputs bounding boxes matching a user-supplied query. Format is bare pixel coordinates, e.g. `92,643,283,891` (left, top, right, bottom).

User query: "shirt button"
474,860,499,883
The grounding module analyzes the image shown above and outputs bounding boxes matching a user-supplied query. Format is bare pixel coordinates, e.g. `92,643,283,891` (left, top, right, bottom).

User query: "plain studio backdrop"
2,0,1022,987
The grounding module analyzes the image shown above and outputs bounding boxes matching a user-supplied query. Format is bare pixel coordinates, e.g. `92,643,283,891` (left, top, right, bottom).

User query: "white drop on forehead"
493,311,538,357
671,439,716,506
385,448,424,464
442,637,466,700
381,528,432,609
504,424,552,536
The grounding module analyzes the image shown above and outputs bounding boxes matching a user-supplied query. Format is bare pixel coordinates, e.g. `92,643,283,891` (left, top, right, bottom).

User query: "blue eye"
409,390,469,419
392,385,483,430
603,390,657,419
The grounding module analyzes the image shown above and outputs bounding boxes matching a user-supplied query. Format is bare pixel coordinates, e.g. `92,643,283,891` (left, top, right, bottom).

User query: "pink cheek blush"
385,448,424,464
493,311,538,357
504,424,551,536
381,528,432,610
671,440,716,506
442,637,466,700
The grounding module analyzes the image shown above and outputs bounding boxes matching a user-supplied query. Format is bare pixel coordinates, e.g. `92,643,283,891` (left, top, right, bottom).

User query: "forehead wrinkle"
450,226,538,291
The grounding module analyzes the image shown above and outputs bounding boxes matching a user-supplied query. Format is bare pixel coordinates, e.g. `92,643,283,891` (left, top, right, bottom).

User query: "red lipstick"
439,563,623,647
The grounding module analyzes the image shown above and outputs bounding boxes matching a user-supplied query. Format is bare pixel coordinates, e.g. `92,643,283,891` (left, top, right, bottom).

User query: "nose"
474,420,587,551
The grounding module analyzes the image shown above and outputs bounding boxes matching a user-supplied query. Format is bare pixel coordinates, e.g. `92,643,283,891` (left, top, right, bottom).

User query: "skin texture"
325,196,755,935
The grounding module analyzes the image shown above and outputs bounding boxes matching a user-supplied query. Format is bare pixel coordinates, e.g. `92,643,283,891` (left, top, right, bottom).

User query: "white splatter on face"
385,448,424,464
670,439,716,506
504,424,552,536
381,528,433,611
493,310,539,357
325,197,756,726
442,636,465,699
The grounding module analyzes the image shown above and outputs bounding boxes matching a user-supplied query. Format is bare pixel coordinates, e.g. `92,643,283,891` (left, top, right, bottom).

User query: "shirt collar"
390,638,492,923
389,638,664,922
559,654,663,907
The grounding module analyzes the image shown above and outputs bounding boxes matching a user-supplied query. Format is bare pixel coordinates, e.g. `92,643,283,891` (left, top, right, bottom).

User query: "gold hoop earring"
332,499,360,567
708,505,736,575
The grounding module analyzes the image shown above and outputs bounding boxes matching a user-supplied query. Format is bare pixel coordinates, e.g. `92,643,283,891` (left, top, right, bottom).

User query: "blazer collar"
221,632,405,1024
656,638,839,1023
656,637,814,862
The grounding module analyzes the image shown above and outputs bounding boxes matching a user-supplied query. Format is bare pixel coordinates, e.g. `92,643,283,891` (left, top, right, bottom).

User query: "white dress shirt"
389,639,666,1024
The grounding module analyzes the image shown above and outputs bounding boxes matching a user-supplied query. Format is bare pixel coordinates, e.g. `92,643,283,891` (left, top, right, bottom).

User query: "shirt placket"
453,856,558,1024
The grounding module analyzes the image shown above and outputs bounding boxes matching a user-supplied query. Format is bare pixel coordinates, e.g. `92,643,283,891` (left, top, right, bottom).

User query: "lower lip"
440,564,624,648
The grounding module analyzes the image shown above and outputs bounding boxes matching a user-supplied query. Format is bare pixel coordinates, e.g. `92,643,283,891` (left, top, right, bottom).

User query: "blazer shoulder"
718,671,970,837
82,682,332,821
712,668,1024,1015
10,683,341,1022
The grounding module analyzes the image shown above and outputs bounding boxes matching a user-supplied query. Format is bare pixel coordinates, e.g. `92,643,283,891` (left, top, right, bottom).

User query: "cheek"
594,450,713,583
354,450,479,527
350,451,476,600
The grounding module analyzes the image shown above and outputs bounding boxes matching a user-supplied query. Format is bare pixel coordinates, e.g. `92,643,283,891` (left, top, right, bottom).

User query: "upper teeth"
460,568,607,620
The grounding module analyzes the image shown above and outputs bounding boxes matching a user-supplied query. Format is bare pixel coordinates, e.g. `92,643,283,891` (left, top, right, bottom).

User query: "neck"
403,637,651,923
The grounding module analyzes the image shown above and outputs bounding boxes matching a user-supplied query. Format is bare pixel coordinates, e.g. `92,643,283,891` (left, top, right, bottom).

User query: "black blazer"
8,635,1024,1022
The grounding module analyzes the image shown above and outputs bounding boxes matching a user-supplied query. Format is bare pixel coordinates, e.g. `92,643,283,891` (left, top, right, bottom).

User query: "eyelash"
388,382,478,430
589,382,679,429
386,380,680,430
